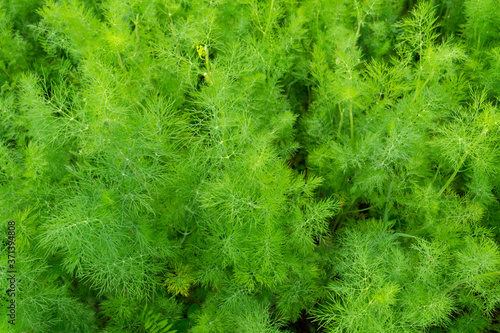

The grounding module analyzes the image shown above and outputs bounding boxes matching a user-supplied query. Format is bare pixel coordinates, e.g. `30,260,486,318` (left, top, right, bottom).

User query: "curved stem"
438,129,487,196
446,271,500,294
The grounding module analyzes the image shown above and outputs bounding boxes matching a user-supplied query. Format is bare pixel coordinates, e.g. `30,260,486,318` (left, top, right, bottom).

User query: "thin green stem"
438,129,487,196
134,14,140,49
431,165,440,185
263,0,275,37
438,155,468,197
332,211,342,233
204,45,213,85
353,0,362,51
383,177,394,227
345,205,378,214
117,52,127,74
446,271,500,294
412,72,432,104
349,102,354,140
338,105,344,138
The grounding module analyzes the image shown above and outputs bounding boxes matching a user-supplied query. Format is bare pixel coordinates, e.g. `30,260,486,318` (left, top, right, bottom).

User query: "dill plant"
0,0,500,332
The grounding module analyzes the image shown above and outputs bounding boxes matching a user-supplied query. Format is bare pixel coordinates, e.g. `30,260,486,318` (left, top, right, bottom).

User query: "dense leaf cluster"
1,0,500,332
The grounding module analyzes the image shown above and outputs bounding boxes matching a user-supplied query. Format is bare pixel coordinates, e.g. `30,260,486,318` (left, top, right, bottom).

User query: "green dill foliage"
99,298,180,333
0,253,97,332
1,0,500,332
462,0,500,48
312,220,500,332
